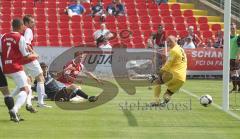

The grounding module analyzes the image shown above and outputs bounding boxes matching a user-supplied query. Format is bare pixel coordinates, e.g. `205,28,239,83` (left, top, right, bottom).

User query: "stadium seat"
141,24,151,30
83,29,94,37
107,23,117,30
73,36,83,45
151,16,162,24
135,3,147,9
162,17,173,24
137,10,148,16
127,10,137,16
105,16,116,23
171,4,181,10
183,10,193,17
176,24,186,30
178,30,188,38
148,3,158,9
186,17,196,24
71,16,82,22
117,16,127,23
198,17,208,24
60,29,70,36
128,16,139,23
24,8,34,15
160,10,171,17
72,29,82,36
202,31,213,39
71,22,81,29
129,23,140,30
149,9,159,17
199,24,210,31
211,24,222,31
172,10,182,17
118,23,128,30
36,29,47,36
61,36,72,47
159,3,169,10
59,22,69,29
164,24,175,30
174,16,185,24
82,22,93,29
139,16,150,24
48,29,59,36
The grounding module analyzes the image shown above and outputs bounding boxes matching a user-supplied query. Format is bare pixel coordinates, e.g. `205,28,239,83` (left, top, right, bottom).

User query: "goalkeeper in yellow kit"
150,35,187,107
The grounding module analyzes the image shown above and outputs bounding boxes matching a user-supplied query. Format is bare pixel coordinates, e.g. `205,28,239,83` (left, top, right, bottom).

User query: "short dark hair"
12,18,23,30
23,15,34,25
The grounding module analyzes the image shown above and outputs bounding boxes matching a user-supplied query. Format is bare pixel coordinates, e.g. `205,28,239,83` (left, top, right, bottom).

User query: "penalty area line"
181,88,240,121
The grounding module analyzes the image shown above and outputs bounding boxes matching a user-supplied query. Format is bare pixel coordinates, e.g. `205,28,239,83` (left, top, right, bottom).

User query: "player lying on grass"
149,35,187,107
32,62,98,102
56,51,102,87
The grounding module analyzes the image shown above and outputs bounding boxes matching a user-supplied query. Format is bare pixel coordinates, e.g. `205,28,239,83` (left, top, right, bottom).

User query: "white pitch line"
181,88,240,121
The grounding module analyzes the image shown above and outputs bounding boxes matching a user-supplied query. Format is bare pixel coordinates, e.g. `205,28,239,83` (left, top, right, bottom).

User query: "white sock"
37,82,45,105
26,85,33,106
12,91,27,113
11,87,19,97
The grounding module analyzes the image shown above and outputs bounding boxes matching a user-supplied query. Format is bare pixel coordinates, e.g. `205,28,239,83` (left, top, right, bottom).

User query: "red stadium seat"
186,17,196,24
73,36,83,45
141,24,151,30
125,4,135,10
128,16,139,23
164,24,175,30
136,3,147,9
149,9,159,17
117,16,127,23
199,24,210,31
151,16,162,24
83,29,94,37
36,29,47,36
137,10,148,16
48,29,59,36
72,29,82,36
171,4,181,10
162,17,173,24
71,16,82,22
160,10,171,17
131,29,143,37
211,24,222,31
59,22,69,29
105,16,116,23
176,24,186,30
174,16,185,24
60,29,70,36
178,30,188,38
171,10,182,17
71,22,81,29
24,8,34,15
159,3,169,10
82,22,93,29
129,23,140,30
127,10,137,16
198,17,208,24
139,16,150,23
183,10,193,17
61,36,72,47
118,23,128,30
107,23,117,30
148,3,158,9
202,31,213,39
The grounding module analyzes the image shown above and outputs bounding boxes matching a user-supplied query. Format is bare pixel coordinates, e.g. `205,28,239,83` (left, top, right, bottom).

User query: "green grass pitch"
1,79,240,139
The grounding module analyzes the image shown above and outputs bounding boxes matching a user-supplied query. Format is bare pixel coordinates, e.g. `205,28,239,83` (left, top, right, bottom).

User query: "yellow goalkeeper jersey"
161,44,187,81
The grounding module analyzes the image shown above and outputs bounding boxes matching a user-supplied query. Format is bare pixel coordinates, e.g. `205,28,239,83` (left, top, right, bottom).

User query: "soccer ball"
199,95,213,107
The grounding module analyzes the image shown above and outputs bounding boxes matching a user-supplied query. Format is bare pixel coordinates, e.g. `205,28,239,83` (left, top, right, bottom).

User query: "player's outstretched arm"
84,71,103,84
